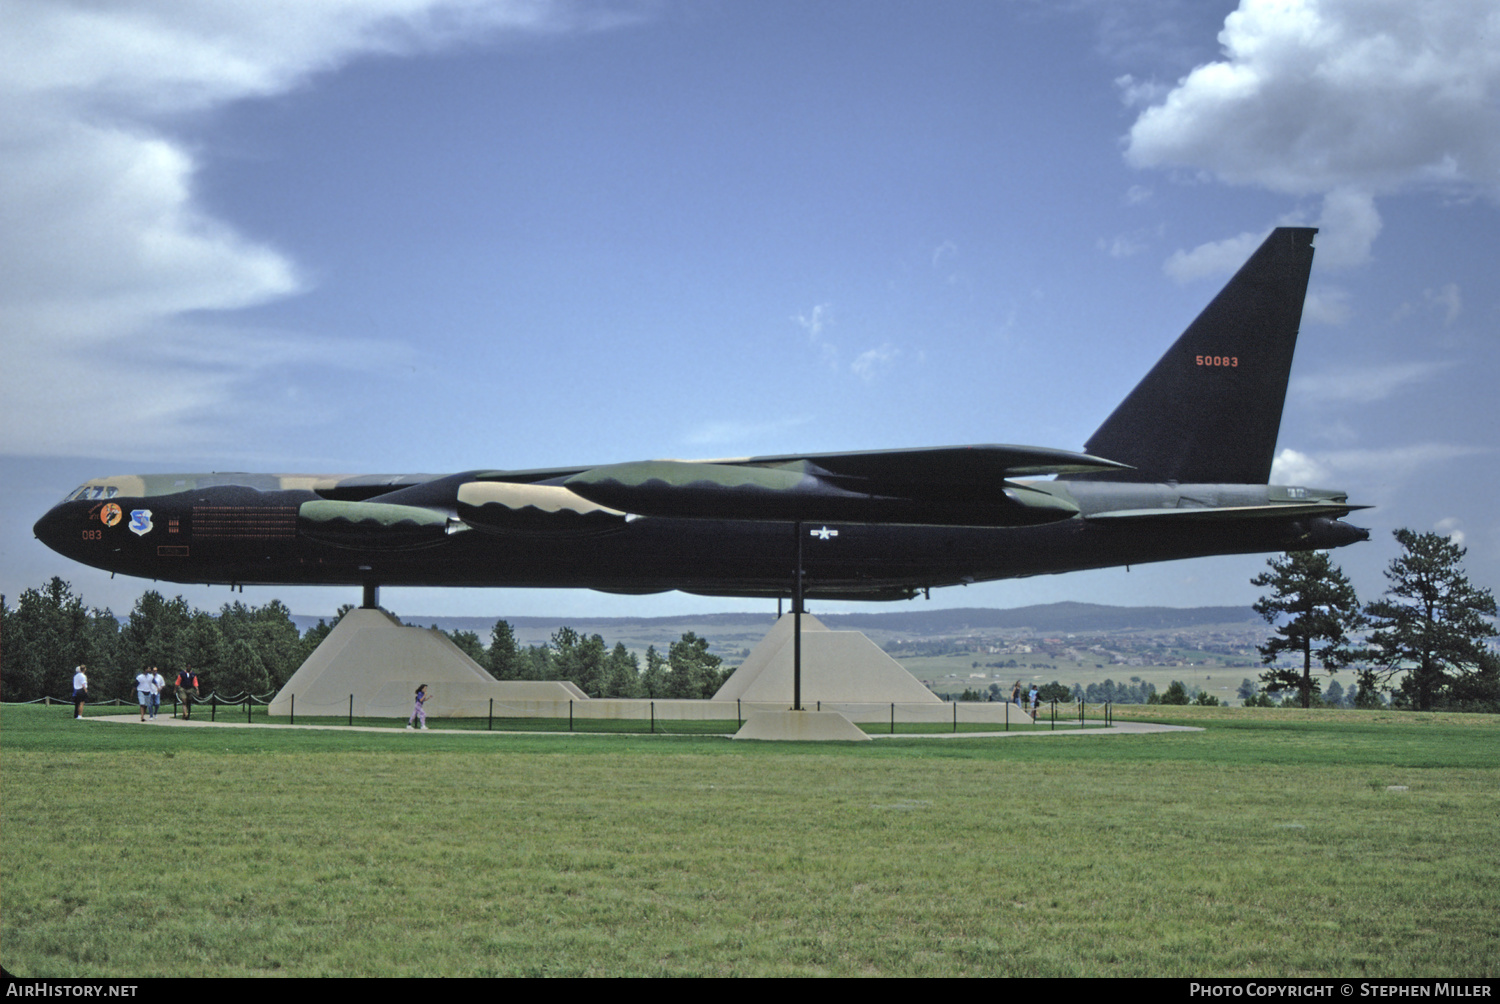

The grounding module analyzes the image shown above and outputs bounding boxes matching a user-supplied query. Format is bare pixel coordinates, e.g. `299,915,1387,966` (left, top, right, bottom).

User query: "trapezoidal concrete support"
713,612,943,706
268,608,585,718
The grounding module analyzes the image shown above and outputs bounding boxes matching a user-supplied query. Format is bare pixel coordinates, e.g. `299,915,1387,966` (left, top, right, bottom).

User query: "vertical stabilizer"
1077,227,1316,484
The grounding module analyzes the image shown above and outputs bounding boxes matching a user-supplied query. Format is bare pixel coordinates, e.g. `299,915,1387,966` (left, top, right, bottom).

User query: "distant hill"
291,602,1258,647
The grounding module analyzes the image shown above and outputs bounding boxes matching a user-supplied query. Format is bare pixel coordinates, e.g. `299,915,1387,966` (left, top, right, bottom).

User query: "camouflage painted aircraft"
34,227,1368,604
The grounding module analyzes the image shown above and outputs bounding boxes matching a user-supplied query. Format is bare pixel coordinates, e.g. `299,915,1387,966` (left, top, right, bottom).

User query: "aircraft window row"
67,485,119,501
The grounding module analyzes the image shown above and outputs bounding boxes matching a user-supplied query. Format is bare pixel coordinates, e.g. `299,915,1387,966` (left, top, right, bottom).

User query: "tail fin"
1075,227,1316,484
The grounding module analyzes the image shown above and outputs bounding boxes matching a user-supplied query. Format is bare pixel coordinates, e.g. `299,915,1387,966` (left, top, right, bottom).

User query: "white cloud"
683,416,811,448
1163,229,1265,282
0,0,623,457
793,302,831,340
1312,187,1382,267
1269,448,1331,486
1433,516,1465,547
1097,233,1146,258
793,302,839,369
1271,442,1485,486
1126,0,1500,198
1114,73,1170,109
1130,0,1500,276
1425,283,1462,325
1302,285,1351,325
851,343,900,383
1289,361,1451,403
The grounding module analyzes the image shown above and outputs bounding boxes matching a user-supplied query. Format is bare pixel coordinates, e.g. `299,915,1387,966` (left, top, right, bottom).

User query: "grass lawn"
3,703,1496,977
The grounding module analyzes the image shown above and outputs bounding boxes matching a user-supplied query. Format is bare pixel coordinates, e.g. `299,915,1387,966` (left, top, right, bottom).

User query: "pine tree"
1252,551,1364,709
1366,529,1497,711
486,619,524,680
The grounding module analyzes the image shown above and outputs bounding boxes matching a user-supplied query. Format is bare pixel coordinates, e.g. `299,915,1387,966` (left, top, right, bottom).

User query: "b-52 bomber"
34,227,1368,604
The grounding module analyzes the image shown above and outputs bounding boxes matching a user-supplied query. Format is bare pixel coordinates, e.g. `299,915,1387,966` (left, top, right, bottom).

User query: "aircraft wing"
559,444,1128,525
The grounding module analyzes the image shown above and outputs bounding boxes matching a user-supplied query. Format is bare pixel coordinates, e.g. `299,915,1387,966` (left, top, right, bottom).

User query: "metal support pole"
793,519,803,711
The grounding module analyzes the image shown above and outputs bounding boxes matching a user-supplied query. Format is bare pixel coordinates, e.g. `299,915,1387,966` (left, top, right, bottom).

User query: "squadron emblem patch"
129,509,153,536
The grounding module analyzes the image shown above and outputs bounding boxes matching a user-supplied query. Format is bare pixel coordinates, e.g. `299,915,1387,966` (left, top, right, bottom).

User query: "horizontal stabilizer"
1086,502,1370,522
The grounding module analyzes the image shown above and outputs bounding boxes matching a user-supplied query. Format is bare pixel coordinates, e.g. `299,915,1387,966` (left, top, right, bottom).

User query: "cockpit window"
65,485,118,502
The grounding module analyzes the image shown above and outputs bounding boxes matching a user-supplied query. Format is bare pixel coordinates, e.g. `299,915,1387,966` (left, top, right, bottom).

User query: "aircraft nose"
34,503,74,555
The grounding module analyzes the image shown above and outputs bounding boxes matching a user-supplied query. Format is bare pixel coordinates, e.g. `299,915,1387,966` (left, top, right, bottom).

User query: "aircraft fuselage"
33,474,1368,601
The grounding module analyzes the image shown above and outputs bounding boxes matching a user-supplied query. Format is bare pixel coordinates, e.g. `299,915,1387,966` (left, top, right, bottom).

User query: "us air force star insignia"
128,509,153,536
811,526,838,540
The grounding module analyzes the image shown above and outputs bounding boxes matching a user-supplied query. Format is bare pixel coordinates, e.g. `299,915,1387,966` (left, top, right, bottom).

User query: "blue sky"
2,0,1496,623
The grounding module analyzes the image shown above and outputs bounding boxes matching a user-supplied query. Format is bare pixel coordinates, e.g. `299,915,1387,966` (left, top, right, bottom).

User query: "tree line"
1251,529,1498,711
0,580,729,703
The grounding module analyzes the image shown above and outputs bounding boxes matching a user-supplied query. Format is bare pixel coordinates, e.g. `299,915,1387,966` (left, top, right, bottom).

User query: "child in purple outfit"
406,684,429,730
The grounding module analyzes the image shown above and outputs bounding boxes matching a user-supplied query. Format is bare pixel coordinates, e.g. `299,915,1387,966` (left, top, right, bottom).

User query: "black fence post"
890,702,895,735
568,699,573,733
488,698,493,732
211,695,217,722
348,694,353,727
290,693,295,725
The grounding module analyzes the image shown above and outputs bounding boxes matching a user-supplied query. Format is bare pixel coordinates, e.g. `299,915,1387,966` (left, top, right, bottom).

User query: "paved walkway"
90,713,1202,739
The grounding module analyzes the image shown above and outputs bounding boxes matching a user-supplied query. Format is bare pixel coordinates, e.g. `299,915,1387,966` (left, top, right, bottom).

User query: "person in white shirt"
135,669,158,722
72,666,89,719
147,667,166,720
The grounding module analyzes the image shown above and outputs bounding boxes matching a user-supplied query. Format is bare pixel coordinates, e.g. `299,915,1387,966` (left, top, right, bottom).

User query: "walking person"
147,666,165,720
406,684,429,730
135,668,158,721
72,665,89,720
175,667,200,719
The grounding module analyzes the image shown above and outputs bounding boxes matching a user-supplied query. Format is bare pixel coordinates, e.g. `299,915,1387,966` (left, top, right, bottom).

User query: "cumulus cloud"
1163,229,1265,282
1127,0,1500,197
1312,187,1382,267
1129,0,1500,273
0,0,620,457
1302,285,1351,325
